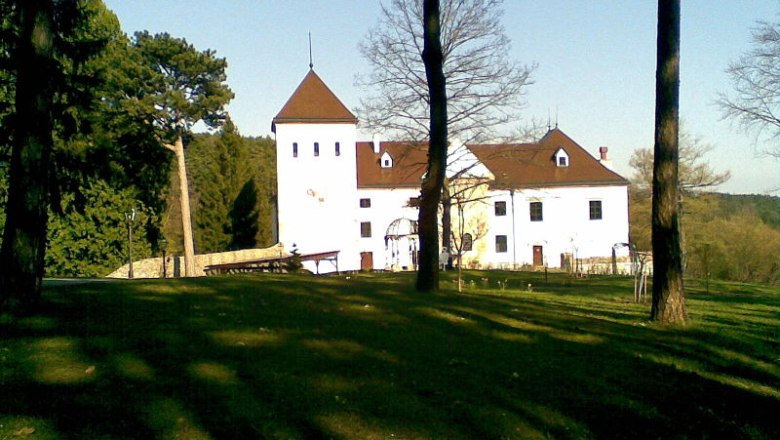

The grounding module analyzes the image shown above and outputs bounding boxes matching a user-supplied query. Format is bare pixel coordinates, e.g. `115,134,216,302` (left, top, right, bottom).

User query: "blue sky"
103,0,779,195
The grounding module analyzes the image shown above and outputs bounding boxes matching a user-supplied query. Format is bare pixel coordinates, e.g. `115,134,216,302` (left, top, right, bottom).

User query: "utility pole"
126,208,136,279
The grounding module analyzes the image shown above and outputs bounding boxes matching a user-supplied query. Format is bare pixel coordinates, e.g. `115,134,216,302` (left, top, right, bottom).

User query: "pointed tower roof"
272,69,358,132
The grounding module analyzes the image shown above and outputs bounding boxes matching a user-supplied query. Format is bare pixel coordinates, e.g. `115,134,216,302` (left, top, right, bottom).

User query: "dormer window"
380,151,393,168
554,148,569,168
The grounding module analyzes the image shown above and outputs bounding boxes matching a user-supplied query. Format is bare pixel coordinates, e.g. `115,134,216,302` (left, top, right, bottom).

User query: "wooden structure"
204,251,339,276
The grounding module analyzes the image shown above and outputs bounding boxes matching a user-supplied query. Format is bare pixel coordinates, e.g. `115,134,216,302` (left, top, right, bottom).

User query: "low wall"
106,243,287,279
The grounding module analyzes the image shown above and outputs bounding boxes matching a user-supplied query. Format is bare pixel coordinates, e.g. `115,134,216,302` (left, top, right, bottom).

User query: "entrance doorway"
533,246,543,266
360,252,373,271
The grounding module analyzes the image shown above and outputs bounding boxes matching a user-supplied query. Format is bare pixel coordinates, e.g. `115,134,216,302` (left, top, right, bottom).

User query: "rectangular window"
359,198,371,208
314,142,320,157
589,200,603,220
529,202,543,222
558,156,567,166
293,142,298,157
494,201,507,216
360,221,372,238
407,197,420,208
335,142,341,156
495,235,508,253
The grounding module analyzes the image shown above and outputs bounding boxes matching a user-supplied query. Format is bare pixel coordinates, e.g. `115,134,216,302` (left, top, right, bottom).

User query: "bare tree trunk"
0,0,55,311
167,135,197,277
650,0,687,323
416,0,448,293
441,182,453,268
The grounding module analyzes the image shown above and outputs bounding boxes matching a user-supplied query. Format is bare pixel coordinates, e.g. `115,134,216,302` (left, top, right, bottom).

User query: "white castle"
273,69,630,273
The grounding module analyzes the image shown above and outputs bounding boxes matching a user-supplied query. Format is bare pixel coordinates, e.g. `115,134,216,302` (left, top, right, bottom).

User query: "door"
533,246,543,266
360,252,373,271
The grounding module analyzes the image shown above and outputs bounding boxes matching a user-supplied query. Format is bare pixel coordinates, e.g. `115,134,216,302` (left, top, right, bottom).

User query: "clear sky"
103,0,779,195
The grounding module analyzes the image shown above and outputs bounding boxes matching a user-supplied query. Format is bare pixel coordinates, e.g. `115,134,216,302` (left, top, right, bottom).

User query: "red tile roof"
469,129,627,188
356,129,627,189
272,70,358,132
356,141,428,189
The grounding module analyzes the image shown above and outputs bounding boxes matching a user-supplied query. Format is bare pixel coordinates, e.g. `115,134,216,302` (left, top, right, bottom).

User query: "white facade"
275,121,361,272
273,70,630,273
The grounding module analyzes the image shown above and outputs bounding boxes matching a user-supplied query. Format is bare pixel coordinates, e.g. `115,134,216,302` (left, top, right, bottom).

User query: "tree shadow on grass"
0,272,777,439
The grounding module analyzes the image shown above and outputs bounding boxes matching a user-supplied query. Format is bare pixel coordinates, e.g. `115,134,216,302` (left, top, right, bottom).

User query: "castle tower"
272,69,360,271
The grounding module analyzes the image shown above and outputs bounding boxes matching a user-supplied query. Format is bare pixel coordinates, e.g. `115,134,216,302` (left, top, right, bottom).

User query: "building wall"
481,185,630,269
355,187,420,270
274,122,360,271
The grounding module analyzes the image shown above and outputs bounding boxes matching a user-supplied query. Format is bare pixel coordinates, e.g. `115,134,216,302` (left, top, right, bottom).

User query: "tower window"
335,142,341,156
314,142,319,157
360,198,371,208
293,142,298,157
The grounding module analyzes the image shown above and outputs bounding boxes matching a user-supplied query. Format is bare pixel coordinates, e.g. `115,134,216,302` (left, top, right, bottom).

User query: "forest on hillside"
630,190,779,284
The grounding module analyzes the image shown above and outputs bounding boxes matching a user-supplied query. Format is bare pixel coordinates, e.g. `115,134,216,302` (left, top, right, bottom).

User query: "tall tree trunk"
166,134,197,277
650,0,687,323
0,0,56,311
417,0,448,293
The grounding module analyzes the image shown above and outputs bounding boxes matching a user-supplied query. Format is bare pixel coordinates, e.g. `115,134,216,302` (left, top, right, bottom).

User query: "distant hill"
711,193,780,230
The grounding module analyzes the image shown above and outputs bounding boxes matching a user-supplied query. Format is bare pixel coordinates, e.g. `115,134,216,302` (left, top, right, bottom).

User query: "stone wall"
107,243,287,279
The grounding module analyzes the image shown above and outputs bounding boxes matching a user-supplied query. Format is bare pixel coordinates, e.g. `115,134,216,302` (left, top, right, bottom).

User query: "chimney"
598,146,613,169
372,133,381,154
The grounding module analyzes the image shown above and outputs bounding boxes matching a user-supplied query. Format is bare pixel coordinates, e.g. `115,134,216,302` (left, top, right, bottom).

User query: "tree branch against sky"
357,0,535,144
718,19,780,158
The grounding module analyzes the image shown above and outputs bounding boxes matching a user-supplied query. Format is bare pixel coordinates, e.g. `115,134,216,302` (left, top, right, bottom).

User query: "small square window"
360,222,372,238
293,142,298,158
589,200,602,220
335,142,340,156
359,198,371,208
558,156,567,166
407,197,420,208
314,142,320,157
495,235,508,253
530,202,543,222
495,201,507,216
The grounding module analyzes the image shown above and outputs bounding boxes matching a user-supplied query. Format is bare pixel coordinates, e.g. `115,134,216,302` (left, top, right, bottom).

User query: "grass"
0,271,778,439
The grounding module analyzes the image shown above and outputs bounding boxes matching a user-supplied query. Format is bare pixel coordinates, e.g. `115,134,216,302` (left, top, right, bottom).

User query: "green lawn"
1,272,778,439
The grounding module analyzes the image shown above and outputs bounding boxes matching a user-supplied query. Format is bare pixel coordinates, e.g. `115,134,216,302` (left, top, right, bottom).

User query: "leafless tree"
630,127,731,194
417,0,448,293
359,0,536,268
357,0,535,145
718,19,780,158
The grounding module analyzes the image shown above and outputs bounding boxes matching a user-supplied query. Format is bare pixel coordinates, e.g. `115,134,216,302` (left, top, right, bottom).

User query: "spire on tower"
308,32,314,69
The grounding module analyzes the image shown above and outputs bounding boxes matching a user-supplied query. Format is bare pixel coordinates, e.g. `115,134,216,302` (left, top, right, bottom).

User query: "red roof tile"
356,129,627,189
356,141,428,188
272,70,357,131
469,129,628,188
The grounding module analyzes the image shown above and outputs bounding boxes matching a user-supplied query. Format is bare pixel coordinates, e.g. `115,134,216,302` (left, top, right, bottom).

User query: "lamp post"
125,208,136,279
160,237,168,278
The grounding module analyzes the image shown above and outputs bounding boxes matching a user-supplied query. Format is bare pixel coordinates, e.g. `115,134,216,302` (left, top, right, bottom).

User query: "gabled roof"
357,141,428,189
272,69,358,132
356,129,628,189
469,128,627,188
